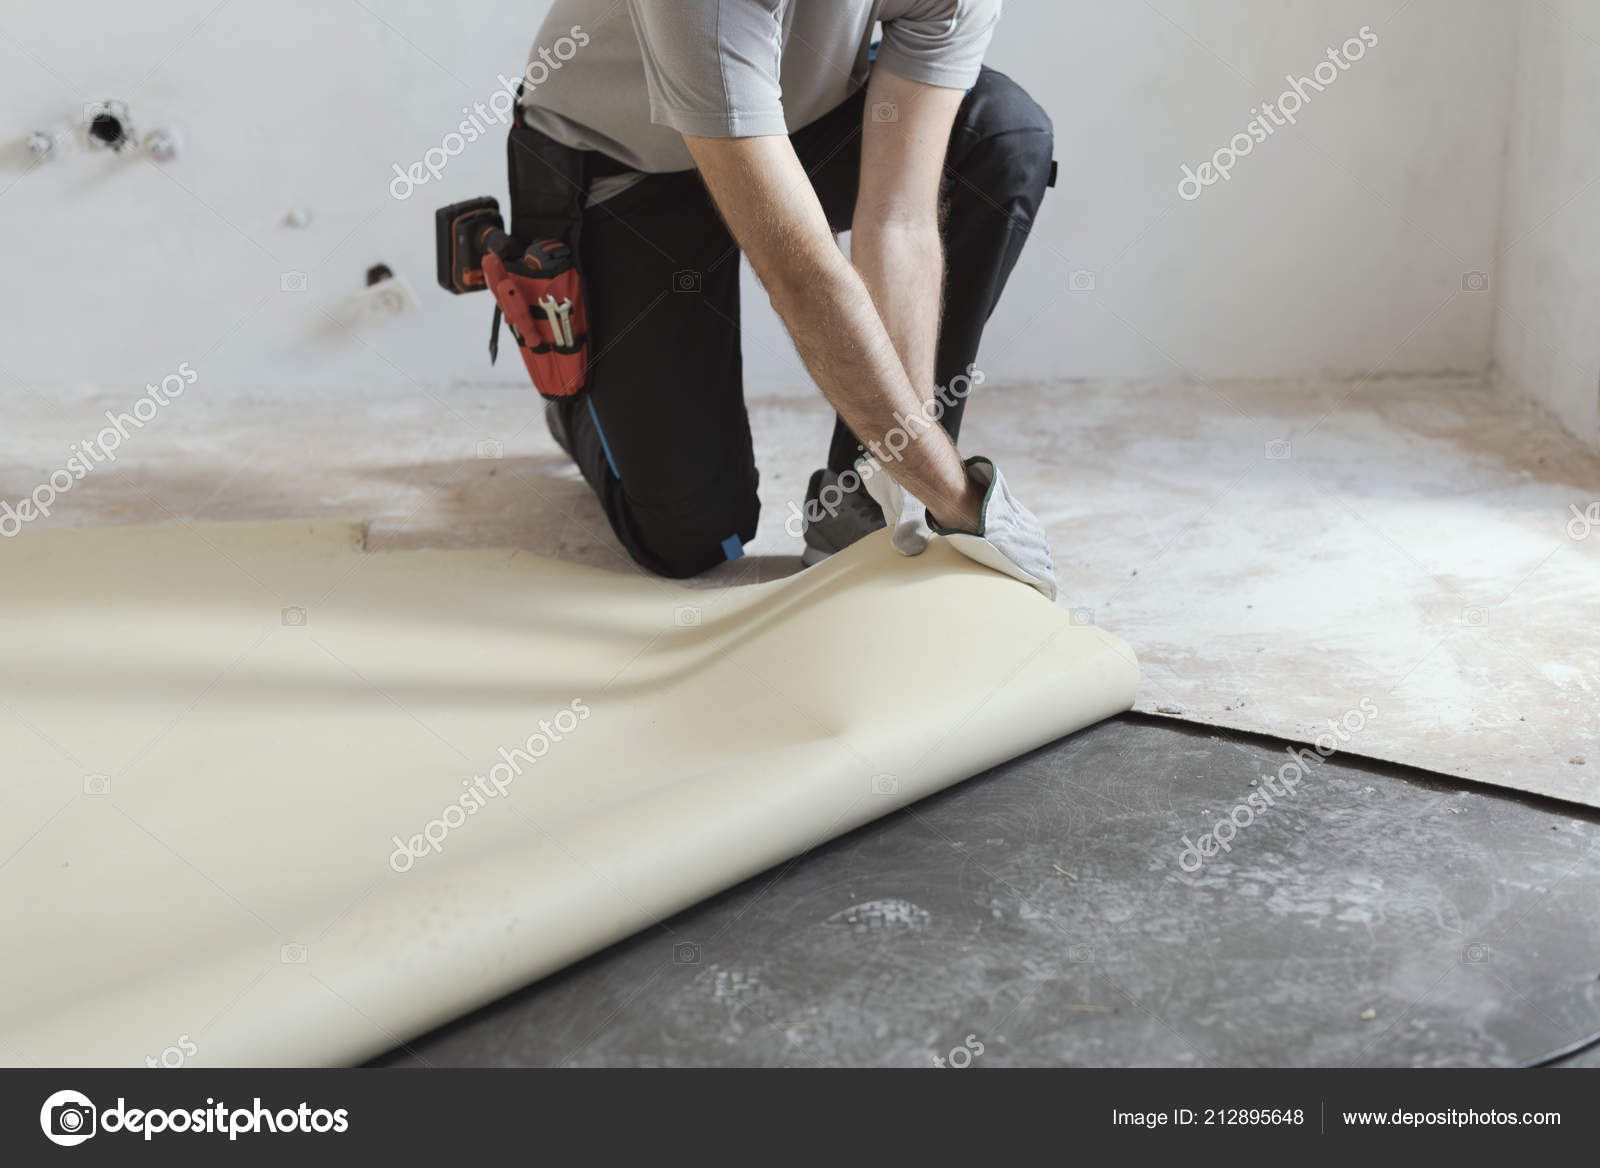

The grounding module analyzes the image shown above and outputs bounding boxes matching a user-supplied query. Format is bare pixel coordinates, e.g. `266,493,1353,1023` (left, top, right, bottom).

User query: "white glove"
856,455,932,555
860,454,1058,601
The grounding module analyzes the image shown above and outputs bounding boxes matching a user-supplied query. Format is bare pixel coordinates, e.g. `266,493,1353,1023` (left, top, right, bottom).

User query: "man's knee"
617,491,760,580
951,68,1055,201
966,67,1054,141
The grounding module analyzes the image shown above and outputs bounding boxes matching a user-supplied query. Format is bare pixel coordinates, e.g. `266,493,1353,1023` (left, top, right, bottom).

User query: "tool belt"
434,110,633,399
483,237,587,398
492,116,599,398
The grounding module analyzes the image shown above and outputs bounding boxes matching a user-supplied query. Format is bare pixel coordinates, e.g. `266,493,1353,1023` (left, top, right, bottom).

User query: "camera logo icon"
1067,943,1095,964
674,606,701,627
1461,271,1490,293
40,1089,97,1147
1265,439,1292,460
1069,269,1096,292
673,941,701,964
671,269,702,293
280,942,308,964
1069,608,1095,627
281,606,307,627
871,102,899,122
1461,941,1491,965
83,773,111,795
475,439,503,460
280,271,309,293
871,773,899,796
1461,607,1489,628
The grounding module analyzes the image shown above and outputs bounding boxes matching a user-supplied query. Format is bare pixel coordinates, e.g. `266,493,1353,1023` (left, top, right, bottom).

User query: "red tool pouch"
483,240,587,399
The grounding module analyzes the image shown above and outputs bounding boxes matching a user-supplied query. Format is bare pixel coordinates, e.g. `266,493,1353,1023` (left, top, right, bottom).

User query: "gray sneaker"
800,467,886,565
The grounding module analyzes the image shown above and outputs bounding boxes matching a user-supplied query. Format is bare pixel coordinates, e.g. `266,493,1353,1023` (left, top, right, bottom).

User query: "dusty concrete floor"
375,715,1600,1068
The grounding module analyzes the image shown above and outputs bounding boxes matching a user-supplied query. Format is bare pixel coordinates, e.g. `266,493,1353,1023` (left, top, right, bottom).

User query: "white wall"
1492,0,1600,451
975,0,1520,384
0,0,1522,398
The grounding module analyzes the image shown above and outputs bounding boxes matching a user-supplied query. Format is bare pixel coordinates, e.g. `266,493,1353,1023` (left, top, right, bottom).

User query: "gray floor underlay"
376,715,1600,1068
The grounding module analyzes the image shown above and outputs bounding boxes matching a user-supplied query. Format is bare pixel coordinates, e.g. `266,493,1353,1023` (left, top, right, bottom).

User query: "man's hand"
935,458,1057,600
862,454,1058,600
682,102,983,531
858,456,932,555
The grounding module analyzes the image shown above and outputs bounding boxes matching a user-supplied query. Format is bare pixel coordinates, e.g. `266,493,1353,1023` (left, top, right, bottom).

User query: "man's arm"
850,68,965,415
681,126,983,533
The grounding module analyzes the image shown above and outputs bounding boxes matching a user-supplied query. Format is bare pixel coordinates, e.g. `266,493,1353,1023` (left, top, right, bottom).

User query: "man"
514,0,1058,597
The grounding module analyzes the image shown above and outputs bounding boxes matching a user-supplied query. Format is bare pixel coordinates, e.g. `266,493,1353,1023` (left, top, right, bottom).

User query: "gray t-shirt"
519,0,1000,199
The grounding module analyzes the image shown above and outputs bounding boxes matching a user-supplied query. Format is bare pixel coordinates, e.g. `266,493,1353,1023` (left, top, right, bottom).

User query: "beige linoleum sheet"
0,519,1138,1067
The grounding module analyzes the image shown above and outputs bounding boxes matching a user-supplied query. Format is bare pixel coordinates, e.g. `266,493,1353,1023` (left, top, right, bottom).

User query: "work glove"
856,455,932,555
859,455,1058,601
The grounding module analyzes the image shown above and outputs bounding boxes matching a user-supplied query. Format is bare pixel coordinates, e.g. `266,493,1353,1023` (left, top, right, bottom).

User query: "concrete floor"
375,714,1600,1068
